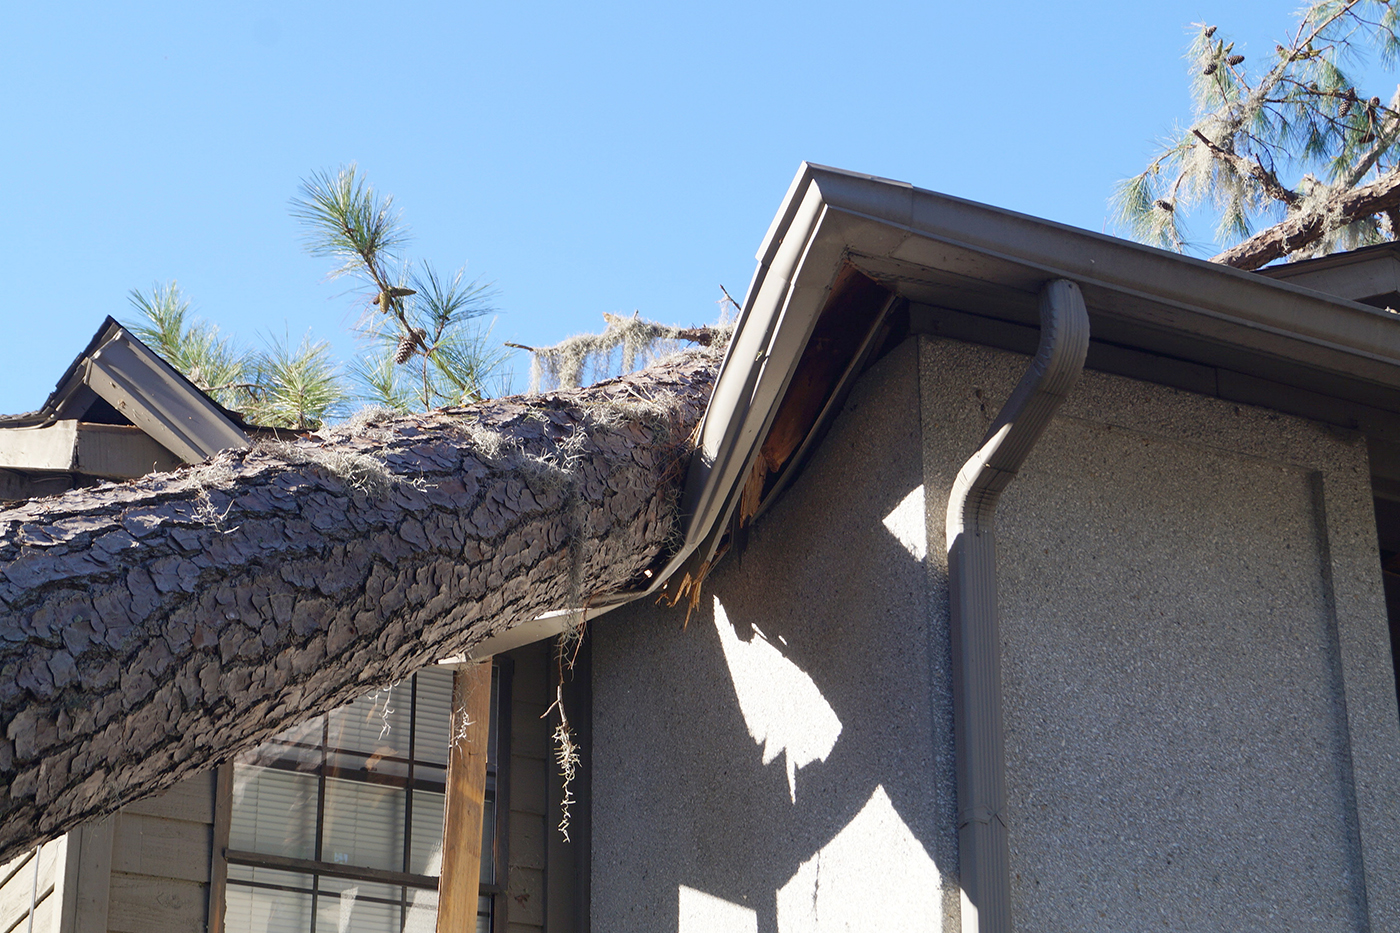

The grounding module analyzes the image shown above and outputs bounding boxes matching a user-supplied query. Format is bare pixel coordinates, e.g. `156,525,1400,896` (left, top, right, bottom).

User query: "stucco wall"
589,333,1400,932
591,339,955,933
922,336,1400,932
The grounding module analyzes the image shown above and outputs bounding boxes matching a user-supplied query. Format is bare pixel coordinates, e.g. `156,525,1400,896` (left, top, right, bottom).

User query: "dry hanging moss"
523,312,731,392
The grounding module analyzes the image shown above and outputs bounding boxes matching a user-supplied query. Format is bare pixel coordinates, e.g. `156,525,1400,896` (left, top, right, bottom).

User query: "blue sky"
0,1,1337,414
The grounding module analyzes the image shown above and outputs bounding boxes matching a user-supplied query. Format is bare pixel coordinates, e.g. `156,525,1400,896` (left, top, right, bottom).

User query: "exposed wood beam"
437,662,493,933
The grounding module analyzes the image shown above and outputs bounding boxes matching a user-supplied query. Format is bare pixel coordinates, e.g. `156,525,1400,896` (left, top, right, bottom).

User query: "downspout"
945,279,1089,933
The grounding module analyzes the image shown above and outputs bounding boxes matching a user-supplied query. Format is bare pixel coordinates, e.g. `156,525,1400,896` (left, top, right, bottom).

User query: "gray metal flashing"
1260,240,1400,301
84,330,249,462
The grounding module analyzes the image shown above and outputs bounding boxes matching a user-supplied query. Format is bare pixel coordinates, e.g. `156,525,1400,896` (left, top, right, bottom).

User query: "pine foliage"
1115,0,1400,263
126,283,245,407
125,282,349,431
292,165,510,411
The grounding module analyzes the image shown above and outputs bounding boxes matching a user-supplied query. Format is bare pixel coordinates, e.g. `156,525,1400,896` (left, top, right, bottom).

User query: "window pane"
321,776,405,872
413,669,454,767
225,882,313,933
478,894,493,933
480,787,496,886
317,877,404,933
402,887,438,933
327,683,411,762
230,766,317,861
410,788,445,877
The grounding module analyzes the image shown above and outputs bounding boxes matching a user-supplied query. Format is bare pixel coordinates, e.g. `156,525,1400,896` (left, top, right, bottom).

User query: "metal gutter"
945,280,1089,933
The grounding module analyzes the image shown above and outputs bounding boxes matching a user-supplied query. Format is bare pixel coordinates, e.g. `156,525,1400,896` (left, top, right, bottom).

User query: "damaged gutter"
665,162,1400,610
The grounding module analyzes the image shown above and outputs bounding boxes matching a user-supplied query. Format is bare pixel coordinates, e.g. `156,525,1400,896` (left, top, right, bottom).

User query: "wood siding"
106,770,217,933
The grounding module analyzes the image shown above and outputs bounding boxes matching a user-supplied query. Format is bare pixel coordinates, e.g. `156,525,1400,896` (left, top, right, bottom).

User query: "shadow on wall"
590,341,957,933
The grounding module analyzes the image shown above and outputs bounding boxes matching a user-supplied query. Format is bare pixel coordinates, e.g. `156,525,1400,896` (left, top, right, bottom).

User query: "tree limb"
1191,128,1302,207
1212,164,1400,268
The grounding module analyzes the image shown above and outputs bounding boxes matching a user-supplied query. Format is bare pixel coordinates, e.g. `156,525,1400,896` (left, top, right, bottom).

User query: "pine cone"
1341,97,1354,117
1204,25,1217,38
395,332,417,364
1372,96,1382,108
1203,63,1218,76
1154,199,1175,213
1227,54,1245,66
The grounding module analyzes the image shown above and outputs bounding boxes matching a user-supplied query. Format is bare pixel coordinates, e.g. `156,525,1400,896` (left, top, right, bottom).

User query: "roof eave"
667,163,1400,589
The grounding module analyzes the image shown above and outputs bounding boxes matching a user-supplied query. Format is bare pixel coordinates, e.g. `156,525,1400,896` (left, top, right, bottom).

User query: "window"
223,666,502,933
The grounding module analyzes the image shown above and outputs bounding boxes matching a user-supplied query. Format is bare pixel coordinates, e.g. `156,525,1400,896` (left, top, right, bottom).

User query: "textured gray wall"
589,333,1400,933
591,340,956,933
922,337,1400,932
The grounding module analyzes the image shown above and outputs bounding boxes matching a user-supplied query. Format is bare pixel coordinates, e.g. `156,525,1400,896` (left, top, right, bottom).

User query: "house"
6,162,1400,933
587,164,1400,933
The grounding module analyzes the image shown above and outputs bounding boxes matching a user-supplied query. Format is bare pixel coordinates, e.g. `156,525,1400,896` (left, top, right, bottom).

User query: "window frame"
215,660,511,933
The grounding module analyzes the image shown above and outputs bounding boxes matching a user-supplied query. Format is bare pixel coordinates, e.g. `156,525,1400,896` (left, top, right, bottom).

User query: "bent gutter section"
946,279,1089,933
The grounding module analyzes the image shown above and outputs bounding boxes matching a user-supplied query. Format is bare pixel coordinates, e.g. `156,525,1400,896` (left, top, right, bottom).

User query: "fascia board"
681,196,850,553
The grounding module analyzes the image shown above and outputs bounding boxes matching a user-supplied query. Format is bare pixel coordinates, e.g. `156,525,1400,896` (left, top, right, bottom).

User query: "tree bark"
1213,165,1400,270
0,351,718,863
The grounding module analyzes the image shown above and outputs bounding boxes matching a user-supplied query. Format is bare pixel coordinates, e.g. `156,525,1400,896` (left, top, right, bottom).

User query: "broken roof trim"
0,317,251,463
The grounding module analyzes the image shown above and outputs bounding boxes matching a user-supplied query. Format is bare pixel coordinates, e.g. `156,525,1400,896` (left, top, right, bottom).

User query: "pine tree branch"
1212,164,1400,268
1337,88,1400,190
1190,128,1303,207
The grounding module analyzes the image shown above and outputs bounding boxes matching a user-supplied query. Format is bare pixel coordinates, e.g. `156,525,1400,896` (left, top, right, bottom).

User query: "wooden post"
207,763,233,933
437,662,493,933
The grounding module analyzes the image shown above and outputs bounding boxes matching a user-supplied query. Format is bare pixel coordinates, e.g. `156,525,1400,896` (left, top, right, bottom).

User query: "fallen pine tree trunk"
0,350,719,863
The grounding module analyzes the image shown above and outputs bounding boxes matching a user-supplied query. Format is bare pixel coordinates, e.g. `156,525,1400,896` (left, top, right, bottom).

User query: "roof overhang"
466,162,1400,654
665,163,1400,589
